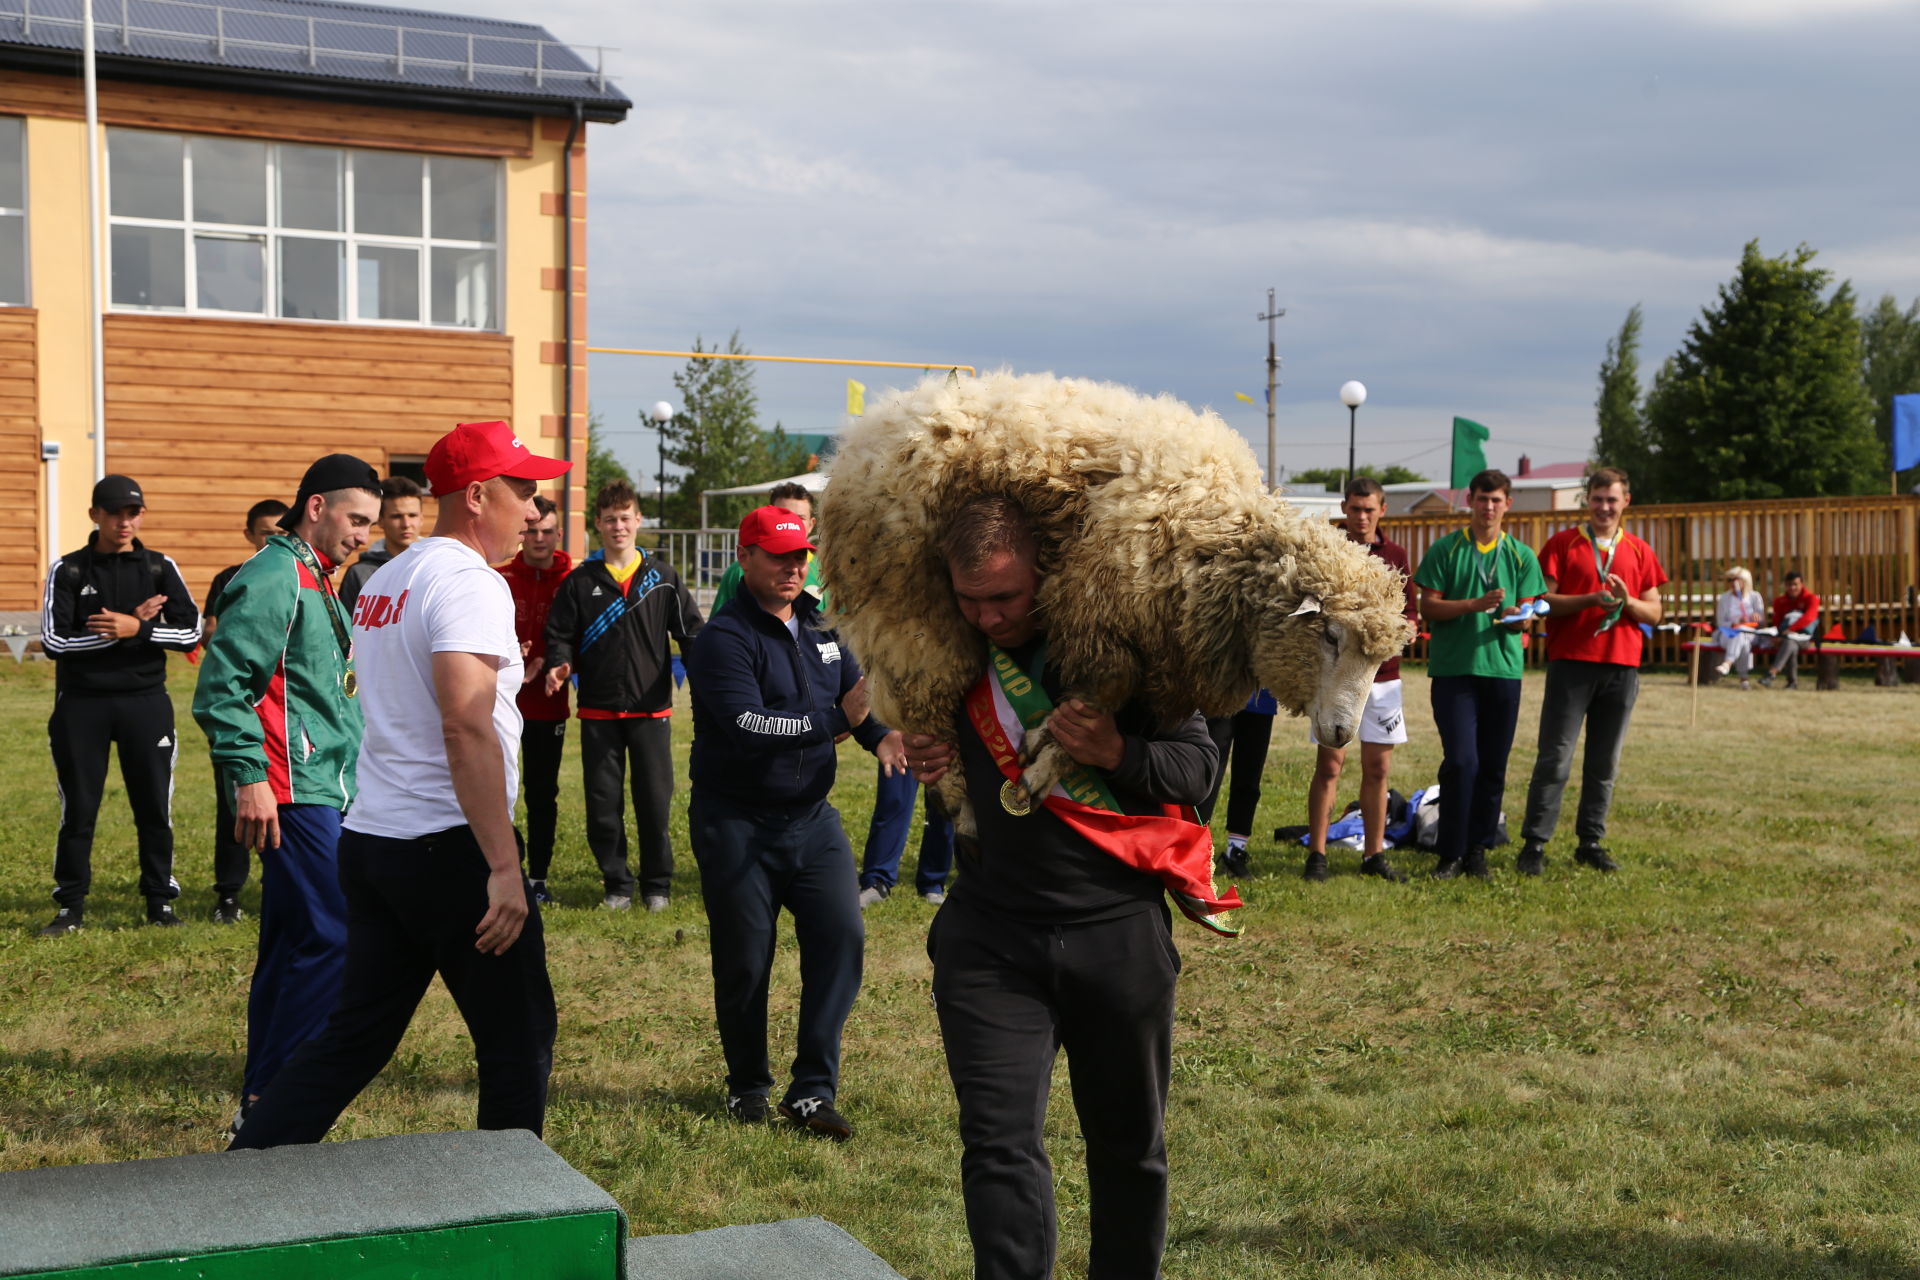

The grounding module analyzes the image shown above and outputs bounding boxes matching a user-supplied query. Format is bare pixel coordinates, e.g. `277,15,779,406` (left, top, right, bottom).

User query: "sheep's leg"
932,763,977,839
1011,723,1070,812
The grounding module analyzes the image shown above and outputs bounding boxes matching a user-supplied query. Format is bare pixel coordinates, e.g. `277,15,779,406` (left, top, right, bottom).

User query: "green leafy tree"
1290,464,1427,492
1643,242,1881,501
583,410,635,547
1861,293,1920,490
1591,304,1654,493
662,332,771,528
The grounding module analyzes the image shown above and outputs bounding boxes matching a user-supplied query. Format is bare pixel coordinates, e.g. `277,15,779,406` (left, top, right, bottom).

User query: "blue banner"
1895,394,1920,473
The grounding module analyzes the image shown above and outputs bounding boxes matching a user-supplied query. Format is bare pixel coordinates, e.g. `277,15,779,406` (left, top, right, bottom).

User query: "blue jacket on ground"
687,589,889,808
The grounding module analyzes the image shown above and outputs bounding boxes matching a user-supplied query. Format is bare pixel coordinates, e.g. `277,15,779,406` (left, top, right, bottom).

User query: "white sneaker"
857,885,888,909
1714,661,1731,676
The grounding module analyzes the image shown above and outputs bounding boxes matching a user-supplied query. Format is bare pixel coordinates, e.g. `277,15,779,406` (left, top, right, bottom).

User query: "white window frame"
0,115,27,307
104,129,502,331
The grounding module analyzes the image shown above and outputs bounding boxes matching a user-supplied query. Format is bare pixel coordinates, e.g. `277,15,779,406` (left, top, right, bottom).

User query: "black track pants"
519,719,567,882
49,690,179,908
930,898,1179,1280
229,825,556,1148
579,716,674,898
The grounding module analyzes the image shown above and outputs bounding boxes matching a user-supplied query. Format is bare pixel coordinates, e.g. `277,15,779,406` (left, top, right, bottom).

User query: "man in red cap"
685,505,904,1140
231,421,570,1149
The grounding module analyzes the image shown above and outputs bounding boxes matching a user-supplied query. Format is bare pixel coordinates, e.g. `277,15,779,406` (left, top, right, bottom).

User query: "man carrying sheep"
904,496,1218,1280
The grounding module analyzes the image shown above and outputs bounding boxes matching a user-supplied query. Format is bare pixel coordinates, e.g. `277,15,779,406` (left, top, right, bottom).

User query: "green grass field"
2,656,1918,1278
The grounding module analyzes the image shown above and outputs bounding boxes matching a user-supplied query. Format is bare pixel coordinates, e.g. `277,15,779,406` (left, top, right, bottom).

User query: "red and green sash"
966,643,1243,936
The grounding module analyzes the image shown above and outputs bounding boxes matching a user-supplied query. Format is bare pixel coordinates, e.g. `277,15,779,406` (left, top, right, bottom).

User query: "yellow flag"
847,379,866,416
1233,391,1255,404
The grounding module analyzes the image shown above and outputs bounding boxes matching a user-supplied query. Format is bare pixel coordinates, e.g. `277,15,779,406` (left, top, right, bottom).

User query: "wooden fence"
1377,494,1920,668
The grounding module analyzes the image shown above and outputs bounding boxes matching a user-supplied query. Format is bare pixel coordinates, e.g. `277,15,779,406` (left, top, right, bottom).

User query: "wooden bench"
1682,638,1920,690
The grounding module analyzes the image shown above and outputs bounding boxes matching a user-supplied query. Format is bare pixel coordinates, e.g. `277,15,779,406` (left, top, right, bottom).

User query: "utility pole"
1257,288,1285,489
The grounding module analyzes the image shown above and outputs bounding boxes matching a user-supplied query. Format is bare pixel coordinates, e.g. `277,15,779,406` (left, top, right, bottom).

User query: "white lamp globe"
650,401,675,423
1339,381,1367,409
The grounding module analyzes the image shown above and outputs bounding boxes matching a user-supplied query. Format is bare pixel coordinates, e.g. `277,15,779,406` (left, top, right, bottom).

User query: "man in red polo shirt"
499,495,572,903
1517,466,1667,875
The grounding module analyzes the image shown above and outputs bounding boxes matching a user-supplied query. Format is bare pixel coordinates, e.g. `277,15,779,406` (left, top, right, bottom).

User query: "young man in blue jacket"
686,505,904,1141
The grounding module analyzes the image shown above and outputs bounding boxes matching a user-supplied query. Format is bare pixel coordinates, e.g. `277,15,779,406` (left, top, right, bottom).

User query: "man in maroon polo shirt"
500,495,572,903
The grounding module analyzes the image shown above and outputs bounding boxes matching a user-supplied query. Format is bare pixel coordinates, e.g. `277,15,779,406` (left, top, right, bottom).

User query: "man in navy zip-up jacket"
686,505,903,1141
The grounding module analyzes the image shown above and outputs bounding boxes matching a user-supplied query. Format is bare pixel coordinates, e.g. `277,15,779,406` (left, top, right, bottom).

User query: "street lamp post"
1339,380,1367,488
650,400,674,525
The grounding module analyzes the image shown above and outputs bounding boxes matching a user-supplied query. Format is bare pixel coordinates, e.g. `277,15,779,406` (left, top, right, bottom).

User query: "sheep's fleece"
818,370,1415,765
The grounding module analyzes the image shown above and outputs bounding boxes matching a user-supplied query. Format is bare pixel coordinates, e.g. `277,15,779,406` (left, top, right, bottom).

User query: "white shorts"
1308,678,1408,748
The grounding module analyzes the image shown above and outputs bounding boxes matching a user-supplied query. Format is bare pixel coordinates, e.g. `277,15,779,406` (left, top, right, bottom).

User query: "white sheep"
818,371,1415,830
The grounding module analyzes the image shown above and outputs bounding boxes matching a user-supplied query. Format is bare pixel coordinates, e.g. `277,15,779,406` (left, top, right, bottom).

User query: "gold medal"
342,669,358,699
999,778,1032,816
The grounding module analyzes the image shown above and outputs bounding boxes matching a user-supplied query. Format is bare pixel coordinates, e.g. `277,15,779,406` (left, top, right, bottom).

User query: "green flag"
1450,417,1490,489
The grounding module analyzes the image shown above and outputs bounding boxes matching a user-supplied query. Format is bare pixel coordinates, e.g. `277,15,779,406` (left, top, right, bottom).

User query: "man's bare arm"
433,650,528,955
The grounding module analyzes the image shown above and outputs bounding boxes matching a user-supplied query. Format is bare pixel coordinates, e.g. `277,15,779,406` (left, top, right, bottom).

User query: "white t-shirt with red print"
346,537,523,839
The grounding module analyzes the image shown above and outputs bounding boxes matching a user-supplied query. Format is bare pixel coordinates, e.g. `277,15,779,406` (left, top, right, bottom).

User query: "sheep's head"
1245,520,1417,746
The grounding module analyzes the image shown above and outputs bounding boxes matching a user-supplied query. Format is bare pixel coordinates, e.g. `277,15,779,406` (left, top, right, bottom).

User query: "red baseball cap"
424,420,571,496
739,505,817,555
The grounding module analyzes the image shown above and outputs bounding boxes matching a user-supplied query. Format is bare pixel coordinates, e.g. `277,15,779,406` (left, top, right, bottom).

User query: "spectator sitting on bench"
1761,570,1820,690
1713,565,1766,690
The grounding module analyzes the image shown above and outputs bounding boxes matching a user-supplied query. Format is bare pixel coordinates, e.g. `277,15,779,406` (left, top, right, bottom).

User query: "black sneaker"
1302,851,1330,882
1359,854,1406,883
147,901,183,927
37,906,83,937
1463,849,1492,881
1575,844,1619,872
213,896,243,925
1516,843,1545,876
530,880,553,906
726,1094,770,1123
779,1095,852,1142
1430,858,1465,881
1218,844,1252,879
226,1098,253,1139
1759,672,1776,688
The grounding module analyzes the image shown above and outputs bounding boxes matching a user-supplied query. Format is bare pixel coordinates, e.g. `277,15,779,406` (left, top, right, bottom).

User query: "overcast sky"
460,0,1920,486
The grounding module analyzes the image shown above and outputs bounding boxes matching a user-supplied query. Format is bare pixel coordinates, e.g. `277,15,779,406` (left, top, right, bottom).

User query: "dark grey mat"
624,1217,903,1279
0,1129,624,1276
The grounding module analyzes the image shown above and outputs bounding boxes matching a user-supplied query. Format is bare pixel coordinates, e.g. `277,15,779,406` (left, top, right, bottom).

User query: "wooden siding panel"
103,315,513,601
0,309,39,611
5,71,533,158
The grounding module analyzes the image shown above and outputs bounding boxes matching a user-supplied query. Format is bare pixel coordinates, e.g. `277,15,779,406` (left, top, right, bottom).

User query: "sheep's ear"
1288,596,1322,618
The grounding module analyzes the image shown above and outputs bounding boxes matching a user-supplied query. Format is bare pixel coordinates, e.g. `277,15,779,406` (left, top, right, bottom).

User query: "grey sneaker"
37,907,83,937
603,894,633,911
920,890,947,906
643,895,669,913
857,885,889,910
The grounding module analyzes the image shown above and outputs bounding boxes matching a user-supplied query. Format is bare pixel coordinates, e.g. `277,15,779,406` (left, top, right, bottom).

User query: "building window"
0,116,25,305
105,129,499,330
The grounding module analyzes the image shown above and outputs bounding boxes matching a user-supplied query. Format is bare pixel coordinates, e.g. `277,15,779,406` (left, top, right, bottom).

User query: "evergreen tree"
1591,304,1653,493
1643,242,1880,502
1861,293,1920,490
664,332,768,528
583,410,636,546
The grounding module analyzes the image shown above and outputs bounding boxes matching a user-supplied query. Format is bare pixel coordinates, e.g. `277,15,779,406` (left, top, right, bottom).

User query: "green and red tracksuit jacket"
191,534,362,809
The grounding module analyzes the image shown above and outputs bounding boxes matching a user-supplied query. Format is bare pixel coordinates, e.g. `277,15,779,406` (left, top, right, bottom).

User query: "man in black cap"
37,474,202,934
193,455,380,1130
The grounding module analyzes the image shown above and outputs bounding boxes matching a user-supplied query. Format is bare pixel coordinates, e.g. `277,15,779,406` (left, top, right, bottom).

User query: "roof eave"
0,43,632,123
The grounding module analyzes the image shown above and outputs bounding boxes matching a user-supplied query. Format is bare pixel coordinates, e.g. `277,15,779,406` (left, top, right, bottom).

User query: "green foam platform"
623,1218,903,1279
0,1130,626,1279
